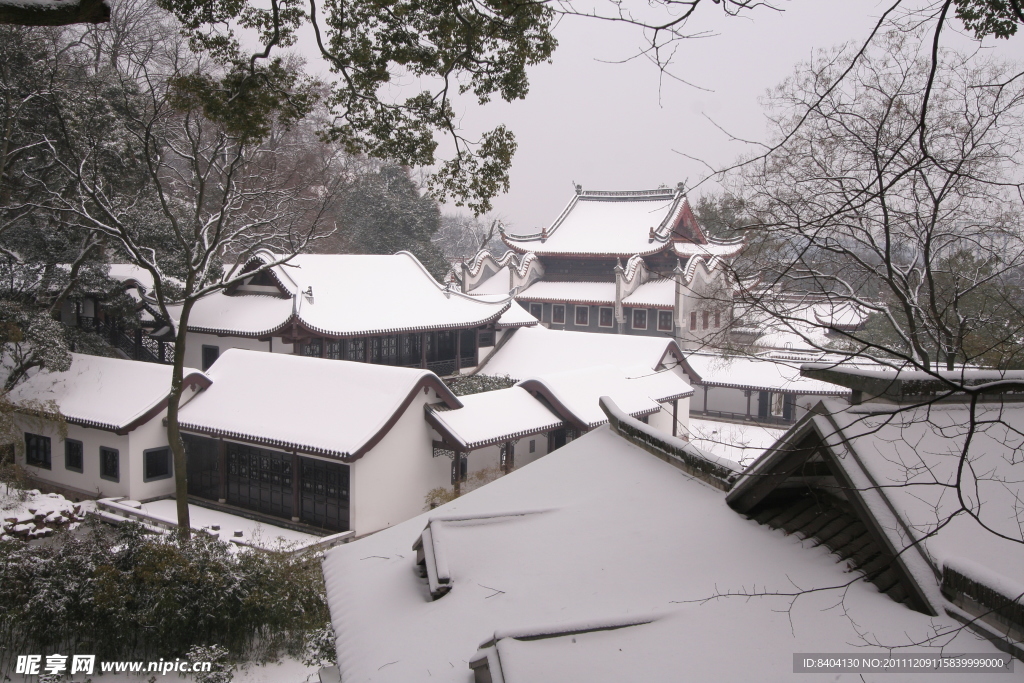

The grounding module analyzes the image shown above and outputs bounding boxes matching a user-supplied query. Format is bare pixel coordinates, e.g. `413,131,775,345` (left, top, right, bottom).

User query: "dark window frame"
574,305,589,326
201,345,220,371
143,447,173,482
702,310,710,330
65,439,83,473
690,311,698,329
451,454,468,484
715,311,721,328
598,307,614,328
24,433,51,470
632,308,647,330
657,310,673,331
100,447,120,482
551,304,566,325
529,303,543,320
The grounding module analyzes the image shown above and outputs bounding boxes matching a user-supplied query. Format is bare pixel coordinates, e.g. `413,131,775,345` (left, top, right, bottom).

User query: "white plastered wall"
349,392,451,536
16,418,130,500
512,433,549,468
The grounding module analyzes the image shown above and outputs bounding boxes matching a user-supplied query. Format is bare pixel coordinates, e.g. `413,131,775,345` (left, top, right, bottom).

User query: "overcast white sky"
300,0,1024,233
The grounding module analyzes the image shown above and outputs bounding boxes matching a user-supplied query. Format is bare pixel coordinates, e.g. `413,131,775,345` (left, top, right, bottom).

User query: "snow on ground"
684,418,786,467
0,485,87,540
8,655,320,683
136,499,320,549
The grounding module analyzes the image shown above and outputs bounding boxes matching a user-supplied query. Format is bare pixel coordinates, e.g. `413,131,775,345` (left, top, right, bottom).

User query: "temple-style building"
459,186,744,348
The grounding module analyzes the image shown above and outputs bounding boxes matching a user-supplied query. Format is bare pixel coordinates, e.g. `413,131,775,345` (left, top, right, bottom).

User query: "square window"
100,447,120,482
574,306,589,326
599,307,614,328
690,311,697,329
657,310,673,331
529,303,543,320
24,433,51,470
552,304,565,325
632,309,647,330
201,345,220,371
65,439,83,473
144,447,172,482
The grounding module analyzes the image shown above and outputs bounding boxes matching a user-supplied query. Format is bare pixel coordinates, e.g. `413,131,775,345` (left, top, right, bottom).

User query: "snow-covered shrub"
301,623,336,668
444,374,516,396
187,644,234,683
0,521,331,678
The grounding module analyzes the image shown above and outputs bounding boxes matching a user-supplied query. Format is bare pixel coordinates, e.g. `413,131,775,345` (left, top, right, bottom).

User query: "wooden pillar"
217,438,227,503
291,452,301,522
703,385,710,414
364,337,371,364
134,328,142,359
421,332,427,369
506,441,515,473
745,390,752,420
455,330,462,373
320,338,325,359
672,399,678,437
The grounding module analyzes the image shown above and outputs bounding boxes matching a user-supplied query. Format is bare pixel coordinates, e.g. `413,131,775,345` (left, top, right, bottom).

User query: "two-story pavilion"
460,186,744,348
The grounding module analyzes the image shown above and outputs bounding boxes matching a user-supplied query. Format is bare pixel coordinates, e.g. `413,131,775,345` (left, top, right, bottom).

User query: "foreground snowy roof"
177,350,460,460
519,365,691,429
183,252,510,338
684,352,851,395
479,326,687,380
322,425,1002,683
427,387,566,450
7,354,208,433
742,398,1024,600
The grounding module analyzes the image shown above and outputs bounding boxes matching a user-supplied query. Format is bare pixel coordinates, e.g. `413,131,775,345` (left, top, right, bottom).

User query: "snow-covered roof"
7,354,208,433
518,365,691,429
106,264,156,290
672,237,745,259
738,298,869,352
684,352,851,395
495,303,540,329
684,418,786,467
502,189,691,257
516,281,616,305
479,326,686,380
621,278,674,309
734,395,1024,619
176,349,461,460
321,425,1000,683
427,387,566,450
184,252,510,338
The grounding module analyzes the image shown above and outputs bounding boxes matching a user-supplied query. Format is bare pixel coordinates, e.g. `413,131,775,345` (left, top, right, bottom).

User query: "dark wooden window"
65,439,83,473
302,339,323,357
24,433,50,469
100,447,119,482
201,345,220,371
370,337,382,363
300,457,350,532
478,330,495,347
381,335,398,365
690,311,697,329
599,307,614,328
552,304,565,324
529,303,543,320
574,306,589,326
347,338,365,362
325,339,343,360
226,443,293,519
529,439,536,453
460,329,477,362
184,434,220,500
400,334,421,365
657,310,673,331
144,447,172,481
632,308,647,330
702,311,709,330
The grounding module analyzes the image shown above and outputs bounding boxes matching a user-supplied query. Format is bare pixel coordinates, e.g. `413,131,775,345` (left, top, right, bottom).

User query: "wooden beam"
217,439,228,503
291,452,301,522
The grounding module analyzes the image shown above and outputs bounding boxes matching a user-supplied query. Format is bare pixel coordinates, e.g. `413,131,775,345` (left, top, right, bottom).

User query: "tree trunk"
167,298,196,539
